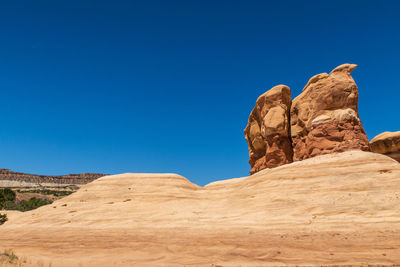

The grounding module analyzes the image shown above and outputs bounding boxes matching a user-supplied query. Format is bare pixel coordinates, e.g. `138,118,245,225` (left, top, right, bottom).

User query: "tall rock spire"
290,63,370,161
245,64,370,174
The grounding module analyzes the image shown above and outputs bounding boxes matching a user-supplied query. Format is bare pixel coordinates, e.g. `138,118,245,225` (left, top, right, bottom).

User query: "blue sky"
0,0,399,185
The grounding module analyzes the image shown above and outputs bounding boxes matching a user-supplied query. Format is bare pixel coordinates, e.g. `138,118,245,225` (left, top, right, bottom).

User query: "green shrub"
0,213,7,225
12,197,52,212
1,200,17,210
0,188,16,201
0,188,16,209
0,188,52,212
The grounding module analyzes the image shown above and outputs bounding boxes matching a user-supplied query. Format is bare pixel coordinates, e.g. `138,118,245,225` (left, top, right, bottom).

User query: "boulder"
370,131,400,162
290,64,370,161
244,85,293,174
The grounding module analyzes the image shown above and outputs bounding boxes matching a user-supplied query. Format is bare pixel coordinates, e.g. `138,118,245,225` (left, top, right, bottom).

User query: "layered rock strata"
370,131,400,162
1,151,400,266
244,85,293,174
0,169,105,187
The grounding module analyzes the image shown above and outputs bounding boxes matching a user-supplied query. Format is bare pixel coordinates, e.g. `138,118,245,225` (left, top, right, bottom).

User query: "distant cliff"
0,169,105,186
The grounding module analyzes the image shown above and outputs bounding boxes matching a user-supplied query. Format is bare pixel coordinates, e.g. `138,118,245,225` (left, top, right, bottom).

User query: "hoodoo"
290,64,370,161
245,64,371,174
244,85,293,174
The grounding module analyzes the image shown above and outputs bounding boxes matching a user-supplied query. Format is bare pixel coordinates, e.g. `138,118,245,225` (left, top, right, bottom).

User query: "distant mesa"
245,63,396,174
0,169,106,189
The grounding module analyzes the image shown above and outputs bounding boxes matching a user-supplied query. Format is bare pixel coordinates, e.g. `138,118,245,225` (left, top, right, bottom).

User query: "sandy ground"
0,151,399,266
14,192,56,202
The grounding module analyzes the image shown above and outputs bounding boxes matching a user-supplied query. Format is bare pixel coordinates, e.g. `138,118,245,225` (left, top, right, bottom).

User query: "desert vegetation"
15,189,73,197
0,249,39,267
0,249,18,264
0,188,52,212
0,189,15,207
0,213,6,225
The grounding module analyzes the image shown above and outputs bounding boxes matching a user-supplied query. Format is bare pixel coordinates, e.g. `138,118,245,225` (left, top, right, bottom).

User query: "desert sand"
1,151,400,266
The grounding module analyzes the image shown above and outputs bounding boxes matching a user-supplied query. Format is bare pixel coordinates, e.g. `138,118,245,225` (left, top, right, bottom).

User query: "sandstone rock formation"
370,131,400,162
245,64,371,173
290,64,370,161
1,151,399,266
244,85,293,174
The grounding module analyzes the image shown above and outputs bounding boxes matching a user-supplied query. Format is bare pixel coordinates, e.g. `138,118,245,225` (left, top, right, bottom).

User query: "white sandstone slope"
1,151,400,266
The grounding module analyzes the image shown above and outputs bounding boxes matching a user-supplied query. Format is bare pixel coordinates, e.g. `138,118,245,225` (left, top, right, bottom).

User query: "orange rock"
370,131,400,162
244,85,293,174
290,64,370,161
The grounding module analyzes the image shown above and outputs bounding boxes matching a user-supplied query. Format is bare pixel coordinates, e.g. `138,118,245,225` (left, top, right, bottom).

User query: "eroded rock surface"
244,85,293,174
245,64,372,173
1,151,399,266
290,64,370,161
370,131,400,162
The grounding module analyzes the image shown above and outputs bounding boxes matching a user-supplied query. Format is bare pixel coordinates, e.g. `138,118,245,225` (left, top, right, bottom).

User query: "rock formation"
245,63,371,173
370,131,400,162
1,151,400,266
244,85,293,174
290,63,370,161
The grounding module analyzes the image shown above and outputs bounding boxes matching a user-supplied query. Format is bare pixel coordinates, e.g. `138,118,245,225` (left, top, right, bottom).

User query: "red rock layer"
292,117,370,161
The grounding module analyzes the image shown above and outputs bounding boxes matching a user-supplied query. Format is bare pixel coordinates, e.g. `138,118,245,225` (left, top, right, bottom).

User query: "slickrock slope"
1,151,400,266
0,169,105,188
244,85,293,173
370,131,400,162
290,64,370,161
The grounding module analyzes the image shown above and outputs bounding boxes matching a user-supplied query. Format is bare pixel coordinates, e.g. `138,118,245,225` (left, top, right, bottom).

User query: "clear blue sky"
0,1,399,185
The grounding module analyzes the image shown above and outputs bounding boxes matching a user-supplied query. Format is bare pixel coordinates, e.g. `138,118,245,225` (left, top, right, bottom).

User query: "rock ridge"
0,169,106,185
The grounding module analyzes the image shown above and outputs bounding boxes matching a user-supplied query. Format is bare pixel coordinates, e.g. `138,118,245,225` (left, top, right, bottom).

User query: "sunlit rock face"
290,64,370,161
244,85,293,174
1,151,400,266
245,64,371,174
370,131,400,162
